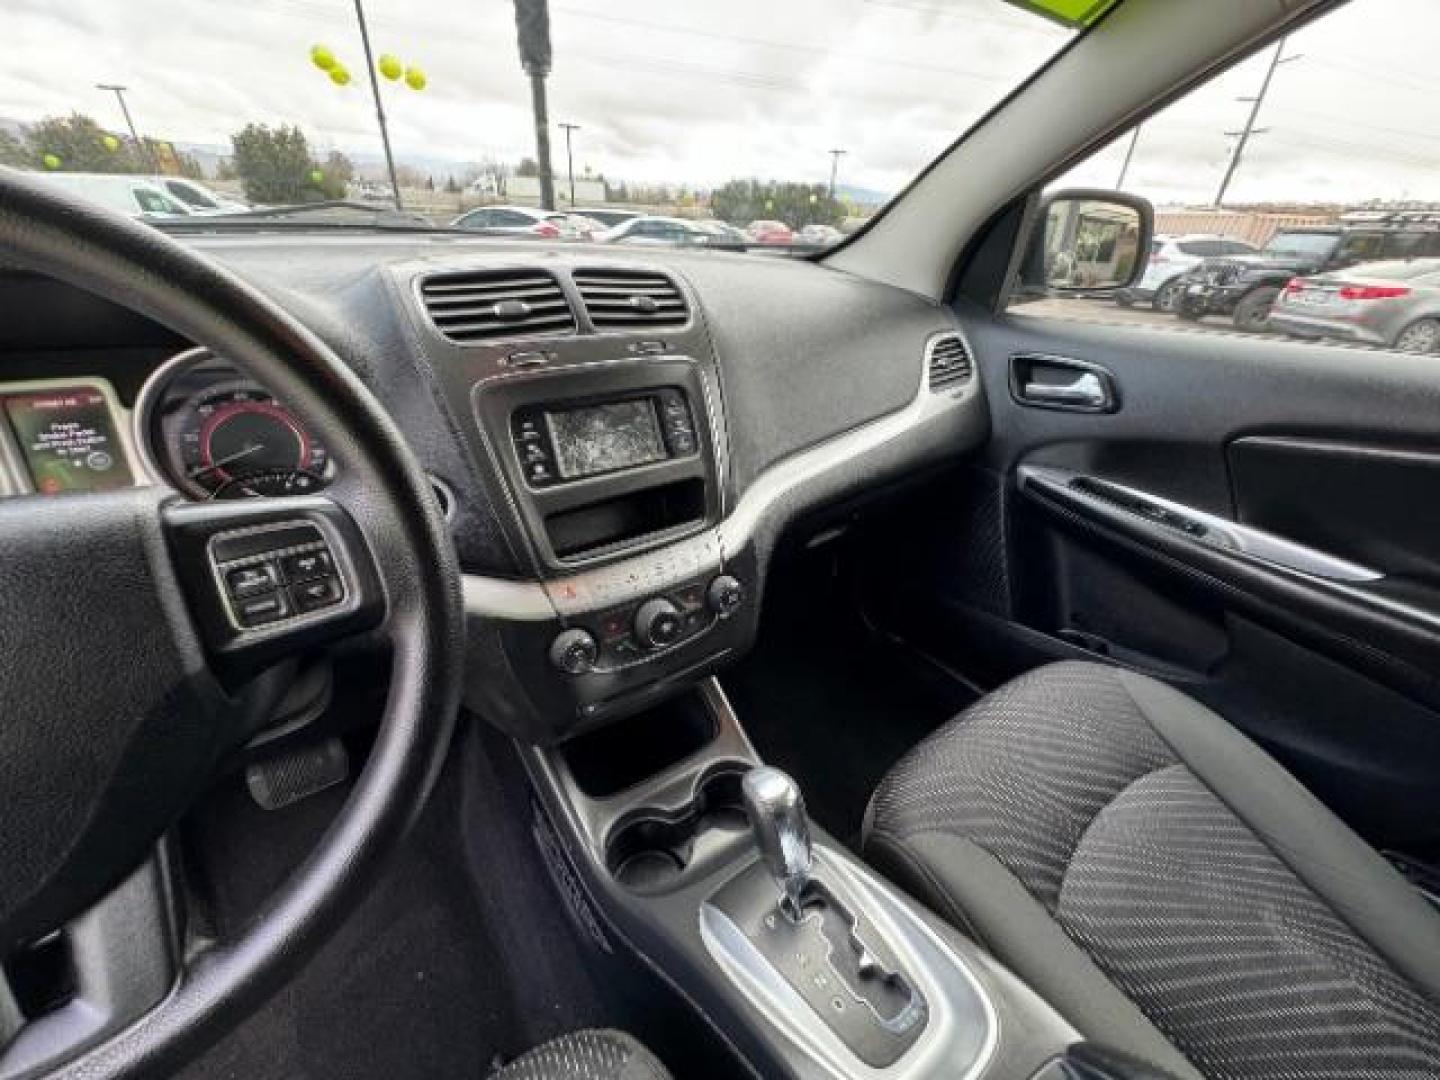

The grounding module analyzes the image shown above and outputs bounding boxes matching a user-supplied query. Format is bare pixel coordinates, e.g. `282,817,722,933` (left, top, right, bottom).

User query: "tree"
445,175,460,194
231,123,324,204
27,114,141,173
711,178,843,229
516,157,539,177
316,151,354,199
0,130,33,168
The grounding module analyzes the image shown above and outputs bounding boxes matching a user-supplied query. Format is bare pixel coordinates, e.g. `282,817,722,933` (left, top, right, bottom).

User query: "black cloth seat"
863,661,1440,1080
489,1030,670,1080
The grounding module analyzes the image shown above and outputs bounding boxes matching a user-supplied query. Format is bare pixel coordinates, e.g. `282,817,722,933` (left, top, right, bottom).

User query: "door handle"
1010,353,1118,413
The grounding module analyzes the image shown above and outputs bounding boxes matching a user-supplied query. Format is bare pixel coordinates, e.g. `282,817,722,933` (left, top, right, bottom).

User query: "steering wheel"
0,171,463,1077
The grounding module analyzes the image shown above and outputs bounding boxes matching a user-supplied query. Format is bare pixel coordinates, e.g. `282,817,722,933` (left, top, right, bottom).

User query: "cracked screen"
545,398,667,480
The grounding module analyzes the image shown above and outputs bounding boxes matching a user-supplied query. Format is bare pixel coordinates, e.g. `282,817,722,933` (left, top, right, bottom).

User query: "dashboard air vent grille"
574,269,688,330
420,270,576,344
928,333,972,390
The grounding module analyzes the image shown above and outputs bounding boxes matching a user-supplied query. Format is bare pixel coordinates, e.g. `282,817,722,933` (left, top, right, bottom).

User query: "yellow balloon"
311,44,337,71
377,54,403,81
329,66,352,86
404,66,427,91
101,134,120,152
42,153,61,170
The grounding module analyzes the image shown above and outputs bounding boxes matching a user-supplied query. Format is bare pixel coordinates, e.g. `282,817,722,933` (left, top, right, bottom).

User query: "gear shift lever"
741,766,812,920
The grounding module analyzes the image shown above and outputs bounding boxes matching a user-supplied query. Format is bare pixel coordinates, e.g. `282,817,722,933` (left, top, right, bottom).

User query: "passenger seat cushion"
865,661,1440,1080
489,1029,671,1080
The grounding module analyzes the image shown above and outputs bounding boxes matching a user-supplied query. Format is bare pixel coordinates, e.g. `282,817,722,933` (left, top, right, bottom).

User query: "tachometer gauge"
172,385,330,499
211,467,328,499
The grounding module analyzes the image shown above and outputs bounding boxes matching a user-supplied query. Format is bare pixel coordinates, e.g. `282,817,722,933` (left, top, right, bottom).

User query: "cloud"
2,0,1438,205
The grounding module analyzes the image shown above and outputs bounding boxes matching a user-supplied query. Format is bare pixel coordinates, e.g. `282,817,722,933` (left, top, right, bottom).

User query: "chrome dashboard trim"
462,325,981,621
1020,465,1383,583
131,346,212,491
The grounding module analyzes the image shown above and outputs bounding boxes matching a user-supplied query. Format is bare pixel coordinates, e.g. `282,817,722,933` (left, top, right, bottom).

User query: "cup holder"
605,764,752,893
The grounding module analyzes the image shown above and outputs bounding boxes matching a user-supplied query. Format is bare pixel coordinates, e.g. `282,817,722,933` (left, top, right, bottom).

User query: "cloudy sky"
2,0,1438,206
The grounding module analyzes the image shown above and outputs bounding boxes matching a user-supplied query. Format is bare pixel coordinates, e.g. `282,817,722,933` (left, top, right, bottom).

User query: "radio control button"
281,549,333,583
227,562,280,599
634,598,683,649
550,628,599,675
236,590,290,627
708,575,744,617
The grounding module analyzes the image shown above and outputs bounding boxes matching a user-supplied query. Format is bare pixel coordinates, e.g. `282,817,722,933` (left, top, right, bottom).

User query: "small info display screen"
3,387,134,494
545,398,667,480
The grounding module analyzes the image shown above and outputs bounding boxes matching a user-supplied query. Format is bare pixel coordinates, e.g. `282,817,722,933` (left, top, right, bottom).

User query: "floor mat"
721,544,978,844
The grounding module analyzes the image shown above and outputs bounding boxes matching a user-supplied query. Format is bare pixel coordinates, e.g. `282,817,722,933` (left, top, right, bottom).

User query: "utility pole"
559,122,580,207
514,0,556,210
95,84,158,171
827,148,847,199
351,0,403,210
1115,125,1141,189
1213,37,1301,208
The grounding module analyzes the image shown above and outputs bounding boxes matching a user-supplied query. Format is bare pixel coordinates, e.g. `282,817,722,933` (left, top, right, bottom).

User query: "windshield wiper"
157,199,444,232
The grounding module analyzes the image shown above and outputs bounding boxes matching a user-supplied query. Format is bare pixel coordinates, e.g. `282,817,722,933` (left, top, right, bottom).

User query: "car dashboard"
0,232,987,744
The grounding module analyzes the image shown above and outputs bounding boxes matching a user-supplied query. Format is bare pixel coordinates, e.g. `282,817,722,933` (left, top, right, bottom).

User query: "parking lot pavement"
1016,297,1274,337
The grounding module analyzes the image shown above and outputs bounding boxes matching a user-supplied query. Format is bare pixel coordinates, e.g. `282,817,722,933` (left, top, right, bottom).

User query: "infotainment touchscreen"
545,398,667,480
3,387,135,494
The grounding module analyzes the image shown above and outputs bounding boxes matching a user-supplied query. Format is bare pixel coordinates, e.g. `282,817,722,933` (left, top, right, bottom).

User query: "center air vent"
573,269,688,330
420,270,576,344
928,333,972,390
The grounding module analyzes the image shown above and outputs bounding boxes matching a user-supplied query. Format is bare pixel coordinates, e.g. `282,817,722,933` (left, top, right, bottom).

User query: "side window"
1010,0,1438,356
459,210,491,228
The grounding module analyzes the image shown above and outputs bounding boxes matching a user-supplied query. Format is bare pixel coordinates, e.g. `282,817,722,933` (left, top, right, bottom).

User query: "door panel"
889,303,1440,861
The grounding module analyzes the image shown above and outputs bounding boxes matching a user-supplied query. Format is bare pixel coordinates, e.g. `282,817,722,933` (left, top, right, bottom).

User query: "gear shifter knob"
741,766,812,920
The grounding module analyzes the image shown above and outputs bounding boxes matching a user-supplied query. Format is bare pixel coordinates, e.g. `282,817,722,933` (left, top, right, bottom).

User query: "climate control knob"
707,574,744,617
634,598,684,649
549,627,599,675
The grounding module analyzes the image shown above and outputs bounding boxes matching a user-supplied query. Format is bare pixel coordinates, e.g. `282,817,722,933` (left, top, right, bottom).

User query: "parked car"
1176,220,1440,331
796,223,844,246
746,218,794,244
692,220,749,248
451,205,588,239
598,215,713,245
570,207,642,229
1267,258,1440,353
1116,233,1256,311
145,176,248,214
20,171,192,218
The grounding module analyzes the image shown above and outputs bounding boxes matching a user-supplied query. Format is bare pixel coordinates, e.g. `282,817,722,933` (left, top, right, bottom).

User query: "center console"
466,348,762,744
518,682,1127,1080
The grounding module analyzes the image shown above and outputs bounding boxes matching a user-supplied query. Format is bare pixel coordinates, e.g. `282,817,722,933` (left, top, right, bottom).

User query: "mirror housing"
1017,188,1154,296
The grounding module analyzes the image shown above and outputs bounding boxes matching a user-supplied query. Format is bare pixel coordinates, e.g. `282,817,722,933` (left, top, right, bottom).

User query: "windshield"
1,0,1078,244
1264,232,1340,259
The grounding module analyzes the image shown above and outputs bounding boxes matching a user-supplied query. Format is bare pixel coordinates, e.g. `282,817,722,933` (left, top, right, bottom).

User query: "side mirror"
1018,188,1153,295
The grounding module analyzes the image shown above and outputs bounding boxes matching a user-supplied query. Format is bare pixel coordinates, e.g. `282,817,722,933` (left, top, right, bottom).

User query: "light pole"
1115,125,1141,189
827,148,847,199
559,122,580,207
1213,37,1301,208
95,83,157,171
514,0,556,210
351,0,403,210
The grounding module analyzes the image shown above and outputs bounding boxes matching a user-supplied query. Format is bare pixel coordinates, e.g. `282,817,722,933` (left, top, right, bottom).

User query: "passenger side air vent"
928,333,972,390
420,270,576,344
573,269,688,330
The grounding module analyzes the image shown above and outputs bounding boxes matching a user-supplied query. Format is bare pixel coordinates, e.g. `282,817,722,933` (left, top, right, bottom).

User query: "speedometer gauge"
170,383,330,499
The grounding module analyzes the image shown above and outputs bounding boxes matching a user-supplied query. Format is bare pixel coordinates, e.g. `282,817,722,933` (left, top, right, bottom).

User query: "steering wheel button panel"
292,576,343,613
236,589,291,627
226,562,281,598
282,548,334,583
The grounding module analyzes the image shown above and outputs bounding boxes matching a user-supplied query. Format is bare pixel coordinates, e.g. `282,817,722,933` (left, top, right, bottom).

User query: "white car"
1118,233,1257,310
22,171,192,218
451,205,589,240
145,176,248,214
570,207,642,229
599,216,713,246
